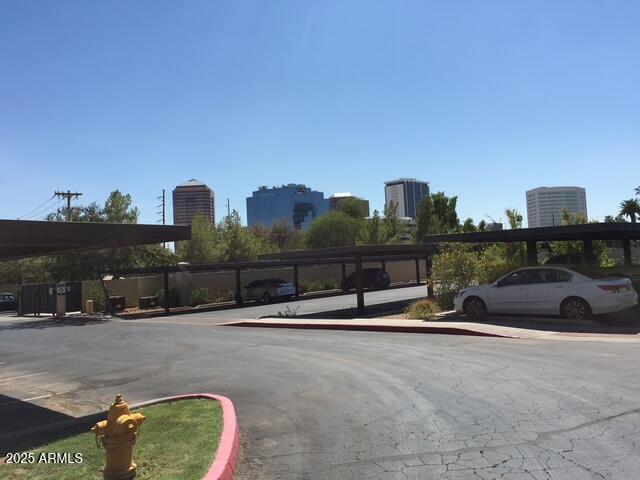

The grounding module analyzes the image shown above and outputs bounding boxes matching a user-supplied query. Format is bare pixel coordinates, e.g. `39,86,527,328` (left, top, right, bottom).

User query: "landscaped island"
2,399,222,480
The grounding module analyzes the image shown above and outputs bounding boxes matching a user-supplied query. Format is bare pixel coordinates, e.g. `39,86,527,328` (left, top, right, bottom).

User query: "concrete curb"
133,394,240,480
226,321,516,338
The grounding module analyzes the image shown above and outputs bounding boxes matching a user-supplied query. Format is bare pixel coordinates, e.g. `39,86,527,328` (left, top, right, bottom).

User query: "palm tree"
635,186,640,196
619,199,640,223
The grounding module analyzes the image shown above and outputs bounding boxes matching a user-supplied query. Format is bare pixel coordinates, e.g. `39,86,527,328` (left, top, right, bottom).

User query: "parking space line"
0,371,48,382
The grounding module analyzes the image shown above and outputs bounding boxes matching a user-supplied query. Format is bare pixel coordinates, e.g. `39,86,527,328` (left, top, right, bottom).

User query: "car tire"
463,296,487,319
262,292,272,303
560,297,592,320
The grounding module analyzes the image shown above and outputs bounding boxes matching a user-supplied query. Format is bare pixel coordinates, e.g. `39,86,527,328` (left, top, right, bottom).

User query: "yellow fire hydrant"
92,394,145,480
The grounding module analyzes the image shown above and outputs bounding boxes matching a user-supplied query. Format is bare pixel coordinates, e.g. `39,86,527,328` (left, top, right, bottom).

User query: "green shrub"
431,243,478,309
476,244,520,285
299,279,339,293
405,299,441,320
213,290,235,303
87,286,106,313
189,287,212,306
156,288,181,308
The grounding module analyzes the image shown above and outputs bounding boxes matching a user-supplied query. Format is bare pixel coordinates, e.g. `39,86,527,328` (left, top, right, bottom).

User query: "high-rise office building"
384,178,430,220
246,184,330,229
172,179,215,225
526,186,587,228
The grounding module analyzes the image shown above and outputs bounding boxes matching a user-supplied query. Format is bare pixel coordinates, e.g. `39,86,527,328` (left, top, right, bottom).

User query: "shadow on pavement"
0,394,106,453
0,316,110,332
436,306,640,334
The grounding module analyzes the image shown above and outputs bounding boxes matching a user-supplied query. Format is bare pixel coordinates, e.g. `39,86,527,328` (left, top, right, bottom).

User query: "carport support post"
163,269,170,313
526,240,538,266
623,237,632,267
341,262,346,281
381,261,386,272
293,265,299,297
235,268,242,302
101,277,115,316
355,255,365,315
583,239,594,257
425,254,434,298
415,258,421,285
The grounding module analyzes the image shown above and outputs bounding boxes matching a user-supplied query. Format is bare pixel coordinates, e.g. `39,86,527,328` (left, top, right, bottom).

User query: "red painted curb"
226,321,517,338
133,393,240,480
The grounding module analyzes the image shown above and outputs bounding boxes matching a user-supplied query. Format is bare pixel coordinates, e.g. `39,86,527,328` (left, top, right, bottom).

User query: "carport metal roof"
260,244,437,260
422,223,640,243
0,219,191,260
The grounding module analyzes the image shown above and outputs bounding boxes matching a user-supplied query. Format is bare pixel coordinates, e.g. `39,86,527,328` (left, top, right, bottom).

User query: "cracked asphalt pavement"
1,317,639,479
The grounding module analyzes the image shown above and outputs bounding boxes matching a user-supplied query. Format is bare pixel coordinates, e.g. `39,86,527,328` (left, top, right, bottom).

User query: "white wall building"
526,186,588,228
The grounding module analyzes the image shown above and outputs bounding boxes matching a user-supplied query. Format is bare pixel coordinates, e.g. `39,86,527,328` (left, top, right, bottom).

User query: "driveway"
1,318,639,479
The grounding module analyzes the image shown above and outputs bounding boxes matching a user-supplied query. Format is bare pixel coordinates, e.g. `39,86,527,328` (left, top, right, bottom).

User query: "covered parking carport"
423,222,640,267
110,246,435,316
0,219,191,315
0,219,190,260
261,244,437,314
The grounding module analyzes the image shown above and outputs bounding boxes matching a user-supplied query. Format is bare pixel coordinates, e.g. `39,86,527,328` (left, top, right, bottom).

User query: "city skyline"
2,2,639,225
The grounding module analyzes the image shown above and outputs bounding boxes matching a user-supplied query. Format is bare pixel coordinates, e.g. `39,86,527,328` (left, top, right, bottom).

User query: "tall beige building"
172,179,215,225
526,186,587,227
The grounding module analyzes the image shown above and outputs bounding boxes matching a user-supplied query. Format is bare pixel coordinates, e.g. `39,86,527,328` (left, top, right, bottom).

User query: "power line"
22,197,62,220
18,195,56,219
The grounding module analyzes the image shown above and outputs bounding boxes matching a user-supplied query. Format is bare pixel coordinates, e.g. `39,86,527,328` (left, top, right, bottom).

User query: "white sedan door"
526,269,572,315
487,270,532,314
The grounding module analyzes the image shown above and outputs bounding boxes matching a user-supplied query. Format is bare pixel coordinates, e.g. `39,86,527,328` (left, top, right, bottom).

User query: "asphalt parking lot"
1,312,640,480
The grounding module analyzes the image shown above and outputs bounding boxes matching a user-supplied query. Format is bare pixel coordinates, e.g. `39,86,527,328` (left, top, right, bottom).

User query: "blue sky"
1,1,639,226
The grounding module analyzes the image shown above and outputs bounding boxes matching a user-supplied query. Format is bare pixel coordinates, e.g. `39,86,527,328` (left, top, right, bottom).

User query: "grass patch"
2,399,223,480
405,299,441,320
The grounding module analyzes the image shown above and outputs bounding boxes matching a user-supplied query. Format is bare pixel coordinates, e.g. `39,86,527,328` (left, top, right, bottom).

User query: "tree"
477,220,487,232
214,210,276,262
415,193,460,241
462,218,477,232
306,211,362,248
336,198,369,219
176,214,218,264
619,199,640,223
381,201,402,243
102,190,139,223
635,186,640,196
561,208,587,225
0,257,49,284
360,210,384,244
41,190,169,281
269,220,304,250
430,192,459,233
415,196,435,241
45,190,138,223
504,208,523,229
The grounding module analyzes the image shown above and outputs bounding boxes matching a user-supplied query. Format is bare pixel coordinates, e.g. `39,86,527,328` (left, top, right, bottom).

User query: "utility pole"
54,190,82,221
157,189,166,248
226,198,230,219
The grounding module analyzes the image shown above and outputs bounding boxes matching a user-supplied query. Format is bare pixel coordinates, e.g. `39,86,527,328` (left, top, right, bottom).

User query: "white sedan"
453,267,638,320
